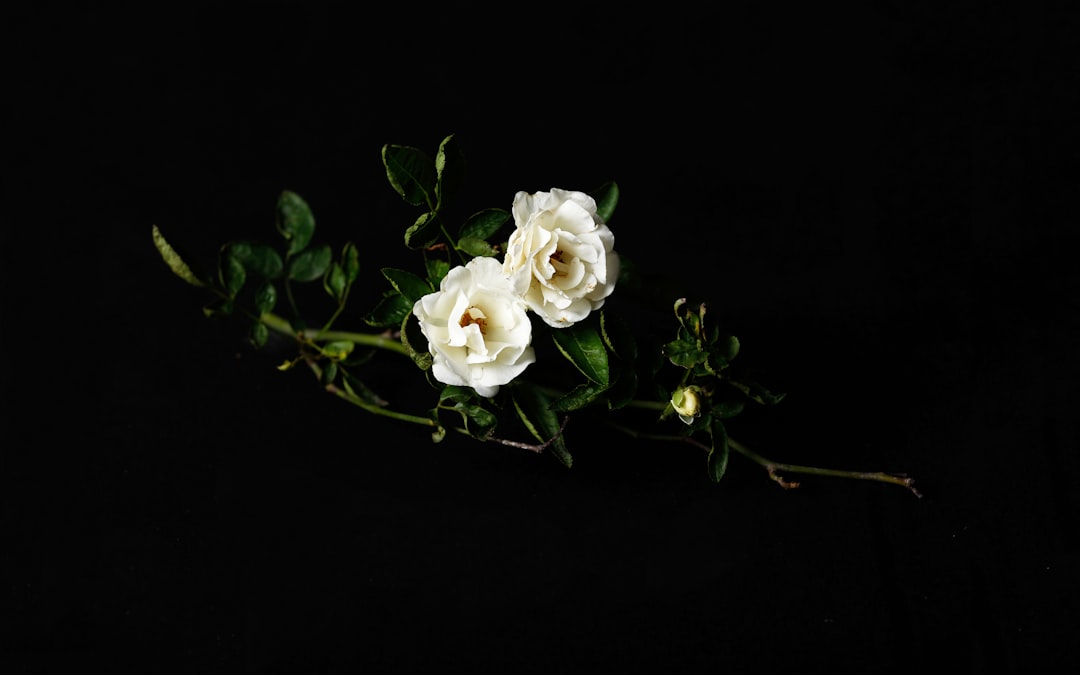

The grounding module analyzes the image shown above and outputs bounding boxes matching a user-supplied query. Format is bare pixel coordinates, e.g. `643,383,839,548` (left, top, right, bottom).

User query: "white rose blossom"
503,188,619,328
412,256,535,397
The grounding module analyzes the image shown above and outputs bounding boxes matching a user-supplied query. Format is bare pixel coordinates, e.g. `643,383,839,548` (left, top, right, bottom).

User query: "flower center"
549,250,569,277
459,306,488,334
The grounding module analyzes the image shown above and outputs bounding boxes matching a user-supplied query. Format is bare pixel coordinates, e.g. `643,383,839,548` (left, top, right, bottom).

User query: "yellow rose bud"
671,386,703,425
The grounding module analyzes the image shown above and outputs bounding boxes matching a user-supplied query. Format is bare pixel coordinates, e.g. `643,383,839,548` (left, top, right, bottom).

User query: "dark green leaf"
220,252,246,297
727,379,786,406
342,242,360,282
548,380,611,413
404,211,440,249
228,241,284,278
321,361,338,386
511,381,572,468
454,402,497,438
383,144,436,207
600,310,637,361
381,267,432,303
288,244,332,282
249,321,268,349
457,237,497,258
605,367,638,410
439,385,477,404
342,371,389,407
459,208,510,241
254,280,277,315
400,312,432,369
275,191,315,256
591,181,619,224
202,298,234,318
435,134,465,209
552,323,609,385
707,418,730,483
664,338,703,369
364,292,413,328
425,258,450,287
324,262,346,301
152,225,206,287
341,348,376,367
718,334,740,362
710,399,745,419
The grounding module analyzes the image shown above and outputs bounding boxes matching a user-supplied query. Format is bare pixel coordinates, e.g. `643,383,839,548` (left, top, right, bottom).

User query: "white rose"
412,256,535,397
503,188,619,328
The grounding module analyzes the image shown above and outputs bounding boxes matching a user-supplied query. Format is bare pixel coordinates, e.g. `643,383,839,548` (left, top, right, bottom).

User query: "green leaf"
453,402,497,439
600,310,637,361
288,244,332,282
511,381,572,468
275,190,315,256
342,242,360,282
727,379,786,406
400,312,432,369
381,267,432,303
591,181,619,224
404,211,441,249
457,237,497,258
439,385,477,404
249,321,269,348
710,399,746,419
202,298,233,318
321,341,354,360
552,323,609,385
605,367,638,411
227,241,284,278
321,361,338,386
707,418,730,483
152,225,206,287
364,292,413,328
342,371,389,407
324,262,347,301
383,143,436,207
435,134,465,210
718,334,740,362
664,338,704,369
425,258,450,287
548,380,611,413
219,251,246,297
459,208,510,241
254,280,277,315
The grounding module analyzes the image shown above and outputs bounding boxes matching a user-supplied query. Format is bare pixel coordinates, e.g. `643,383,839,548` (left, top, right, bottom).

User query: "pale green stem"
260,312,410,356
303,356,437,428
320,293,349,334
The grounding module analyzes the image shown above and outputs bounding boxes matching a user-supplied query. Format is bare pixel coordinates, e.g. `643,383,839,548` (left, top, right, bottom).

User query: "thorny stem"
726,437,922,498
606,421,922,498
484,416,570,454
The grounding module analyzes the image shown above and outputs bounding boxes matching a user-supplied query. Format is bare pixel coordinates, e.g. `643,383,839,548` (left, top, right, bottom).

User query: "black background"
5,4,1078,673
